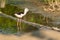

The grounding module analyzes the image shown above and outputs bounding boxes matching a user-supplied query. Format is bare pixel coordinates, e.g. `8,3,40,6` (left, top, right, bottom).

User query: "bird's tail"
24,8,29,14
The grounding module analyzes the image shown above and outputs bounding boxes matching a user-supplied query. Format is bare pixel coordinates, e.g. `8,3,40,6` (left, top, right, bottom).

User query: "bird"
14,8,29,32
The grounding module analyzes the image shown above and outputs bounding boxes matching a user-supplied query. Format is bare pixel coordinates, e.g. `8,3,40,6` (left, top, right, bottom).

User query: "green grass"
0,17,17,33
0,4,53,33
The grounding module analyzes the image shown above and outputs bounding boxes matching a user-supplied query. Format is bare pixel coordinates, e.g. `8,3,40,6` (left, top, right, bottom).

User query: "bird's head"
24,8,29,14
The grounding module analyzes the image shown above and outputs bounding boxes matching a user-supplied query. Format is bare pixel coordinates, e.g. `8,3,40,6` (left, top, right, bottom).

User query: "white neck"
24,8,29,15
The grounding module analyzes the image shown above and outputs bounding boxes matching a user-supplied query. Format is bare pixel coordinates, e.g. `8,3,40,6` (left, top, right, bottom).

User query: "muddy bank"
0,29,60,40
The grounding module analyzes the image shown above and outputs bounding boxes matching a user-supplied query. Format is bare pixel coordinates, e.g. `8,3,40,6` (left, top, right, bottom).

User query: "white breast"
14,14,24,18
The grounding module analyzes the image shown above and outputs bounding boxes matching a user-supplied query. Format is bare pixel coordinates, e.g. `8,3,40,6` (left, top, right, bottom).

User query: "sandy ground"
0,33,41,40
40,29,60,40
0,29,60,40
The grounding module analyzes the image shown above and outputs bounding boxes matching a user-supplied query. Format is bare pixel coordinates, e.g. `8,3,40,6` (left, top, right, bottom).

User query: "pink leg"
17,19,20,32
19,18,22,31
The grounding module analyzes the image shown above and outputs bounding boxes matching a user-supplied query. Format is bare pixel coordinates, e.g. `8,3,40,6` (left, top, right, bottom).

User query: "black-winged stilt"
14,8,29,32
